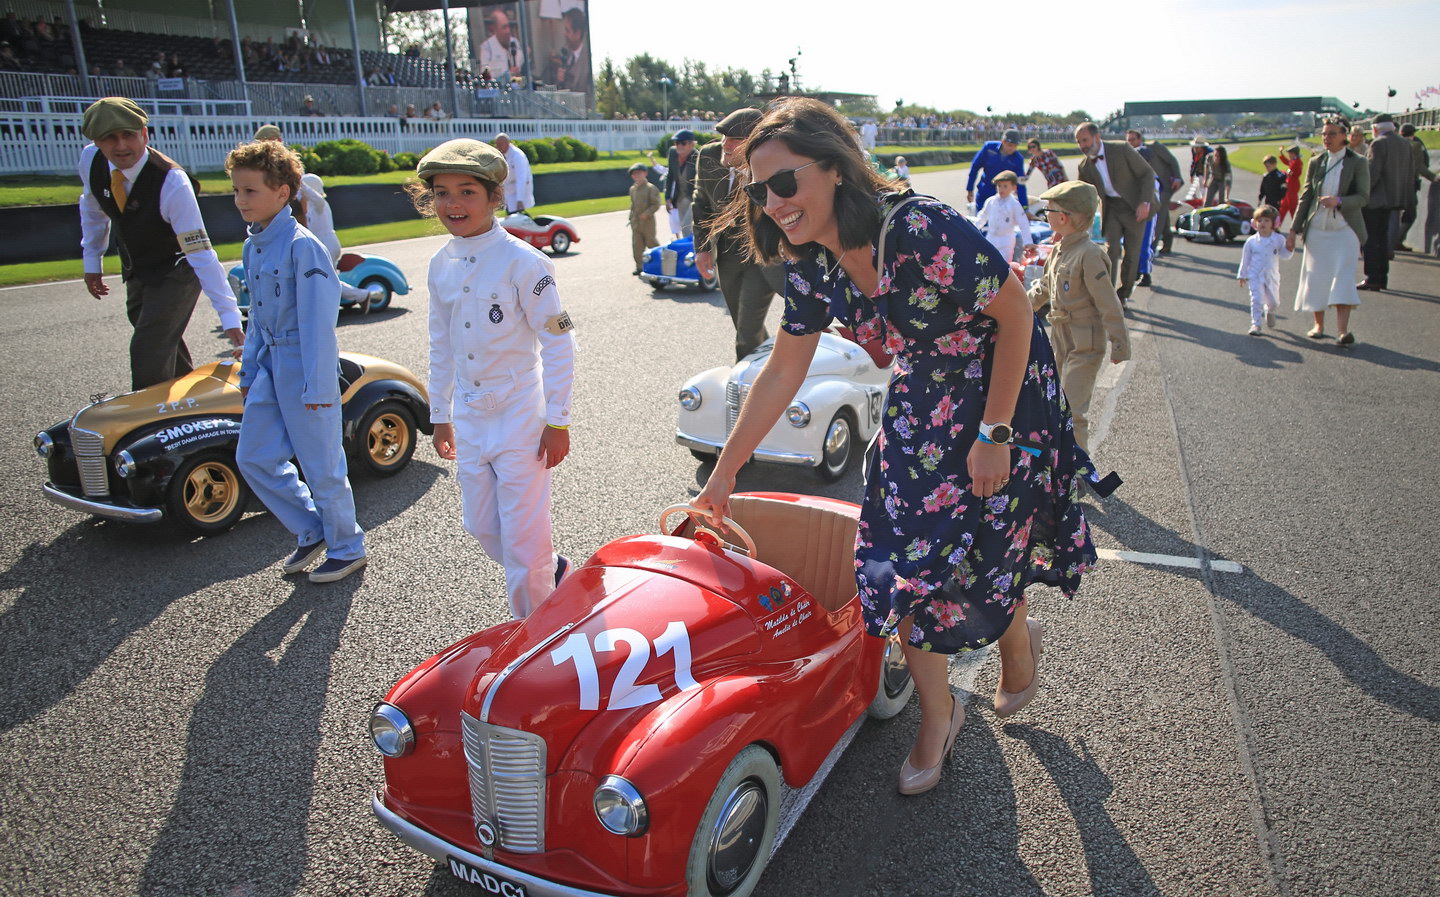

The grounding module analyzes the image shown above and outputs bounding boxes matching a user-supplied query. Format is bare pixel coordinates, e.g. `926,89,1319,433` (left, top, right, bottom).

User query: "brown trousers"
1101,198,1147,299
1050,316,1106,452
631,216,657,272
716,250,784,360
125,264,201,390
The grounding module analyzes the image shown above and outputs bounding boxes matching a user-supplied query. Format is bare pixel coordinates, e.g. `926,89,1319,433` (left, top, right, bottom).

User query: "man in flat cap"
1359,113,1413,290
1074,120,1156,301
1396,122,1435,252
1026,180,1129,452
967,127,1028,215
664,129,698,237
77,96,243,390
692,108,784,359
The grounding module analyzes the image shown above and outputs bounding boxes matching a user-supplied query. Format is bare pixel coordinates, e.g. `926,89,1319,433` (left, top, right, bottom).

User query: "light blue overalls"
235,206,364,560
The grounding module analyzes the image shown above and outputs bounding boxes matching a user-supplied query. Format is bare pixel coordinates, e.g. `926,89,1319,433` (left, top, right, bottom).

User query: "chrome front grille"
70,426,109,497
725,380,749,434
459,712,546,853
660,248,678,277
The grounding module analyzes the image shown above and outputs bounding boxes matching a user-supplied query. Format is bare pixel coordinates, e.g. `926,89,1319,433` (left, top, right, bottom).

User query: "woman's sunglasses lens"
745,169,799,205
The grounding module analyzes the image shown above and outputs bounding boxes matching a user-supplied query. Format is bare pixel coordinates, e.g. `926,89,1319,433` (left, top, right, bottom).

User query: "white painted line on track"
1097,547,1244,574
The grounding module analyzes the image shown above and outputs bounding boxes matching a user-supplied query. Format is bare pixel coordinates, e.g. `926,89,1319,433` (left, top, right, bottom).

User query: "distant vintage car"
640,236,719,291
369,492,913,897
1176,200,1255,244
35,353,430,535
229,251,410,315
676,330,890,481
501,212,581,255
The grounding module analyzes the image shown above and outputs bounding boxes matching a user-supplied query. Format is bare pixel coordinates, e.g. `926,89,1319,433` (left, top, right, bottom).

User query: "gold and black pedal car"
35,354,431,536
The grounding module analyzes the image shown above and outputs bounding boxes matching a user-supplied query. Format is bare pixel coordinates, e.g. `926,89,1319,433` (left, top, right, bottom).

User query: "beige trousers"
1049,316,1106,452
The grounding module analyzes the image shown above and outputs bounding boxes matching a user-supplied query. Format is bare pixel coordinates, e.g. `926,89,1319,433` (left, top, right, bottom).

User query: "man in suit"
1395,122,1435,252
693,108,784,360
664,129,698,237
556,7,590,95
1127,129,1183,255
1358,113,1414,290
1075,121,1156,301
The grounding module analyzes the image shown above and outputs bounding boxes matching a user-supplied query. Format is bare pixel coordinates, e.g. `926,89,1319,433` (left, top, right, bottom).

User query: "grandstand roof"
1123,97,1357,117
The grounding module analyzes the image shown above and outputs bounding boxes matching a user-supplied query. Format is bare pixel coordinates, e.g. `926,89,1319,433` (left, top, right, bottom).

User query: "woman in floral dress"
695,98,1099,795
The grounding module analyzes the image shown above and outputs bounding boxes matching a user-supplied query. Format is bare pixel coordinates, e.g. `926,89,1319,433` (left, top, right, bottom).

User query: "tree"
596,57,623,120
837,96,882,119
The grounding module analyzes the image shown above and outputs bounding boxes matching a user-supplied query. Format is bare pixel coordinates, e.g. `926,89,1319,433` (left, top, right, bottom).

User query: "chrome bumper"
42,483,164,523
640,273,699,287
371,794,618,897
675,432,817,467
1175,226,1211,238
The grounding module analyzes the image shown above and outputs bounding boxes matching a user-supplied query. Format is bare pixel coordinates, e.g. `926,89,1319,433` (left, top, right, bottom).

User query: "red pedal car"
369,493,913,897
501,212,581,255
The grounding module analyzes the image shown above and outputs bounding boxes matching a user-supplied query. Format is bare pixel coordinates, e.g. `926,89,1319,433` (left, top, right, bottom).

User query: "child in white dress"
974,170,1033,263
1237,204,1293,335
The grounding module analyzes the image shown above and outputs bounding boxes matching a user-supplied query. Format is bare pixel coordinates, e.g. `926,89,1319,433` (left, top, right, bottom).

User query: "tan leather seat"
727,496,859,613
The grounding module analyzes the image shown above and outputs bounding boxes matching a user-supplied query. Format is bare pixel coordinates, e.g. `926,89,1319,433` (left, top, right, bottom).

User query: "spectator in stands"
110,58,135,77
366,66,386,86
298,95,323,117
404,103,419,120
0,13,24,46
405,44,420,58
480,67,494,86
479,9,524,83
166,53,184,78
87,62,103,78
426,102,447,121
0,42,19,72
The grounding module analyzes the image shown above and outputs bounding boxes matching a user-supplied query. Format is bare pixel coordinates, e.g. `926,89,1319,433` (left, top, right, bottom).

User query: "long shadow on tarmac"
138,579,358,897
1086,496,1440,723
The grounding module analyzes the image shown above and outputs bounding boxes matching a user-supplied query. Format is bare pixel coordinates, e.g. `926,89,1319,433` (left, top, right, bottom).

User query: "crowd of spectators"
0,11,77,73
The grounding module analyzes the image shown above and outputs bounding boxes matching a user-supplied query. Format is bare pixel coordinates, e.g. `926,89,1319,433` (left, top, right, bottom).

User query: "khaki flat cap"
254,124,282,141
1039,180,1098,221
715,108,762,138
628,162,649,173
992,170,1019,184
417,138,508,184
82,96,148,141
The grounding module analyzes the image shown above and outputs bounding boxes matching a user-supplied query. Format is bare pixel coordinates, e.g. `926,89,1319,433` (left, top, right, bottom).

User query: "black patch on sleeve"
304,267,330,279
533,274,555,295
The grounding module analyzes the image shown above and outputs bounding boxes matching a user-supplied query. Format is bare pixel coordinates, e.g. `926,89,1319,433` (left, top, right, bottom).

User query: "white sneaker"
1247,325,1261,336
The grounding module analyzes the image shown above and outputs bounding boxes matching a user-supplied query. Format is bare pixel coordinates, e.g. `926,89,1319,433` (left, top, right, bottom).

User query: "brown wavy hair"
714,97,899,265
225,140,302,203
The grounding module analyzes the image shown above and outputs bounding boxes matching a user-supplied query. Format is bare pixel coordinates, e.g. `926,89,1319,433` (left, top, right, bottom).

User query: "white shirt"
1093,152,1120,198
480,34,524,80
299,179,341,261
77,144,241,331
501,143,535,211
1237,231,1292,282
974,193,1033,246
427,225,574,427
1314,149,1348,232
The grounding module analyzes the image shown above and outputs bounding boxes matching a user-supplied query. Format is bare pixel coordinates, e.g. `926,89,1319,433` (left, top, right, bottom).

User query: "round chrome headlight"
785,402,811,427
678,386,702,411
114,450,136,478
369,702,415,758
683,251,696,267
34,431,53,458
594,775,648,836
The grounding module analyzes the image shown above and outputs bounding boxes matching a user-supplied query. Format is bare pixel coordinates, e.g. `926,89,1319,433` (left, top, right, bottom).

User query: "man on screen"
479,8,524,83
556,7,590,94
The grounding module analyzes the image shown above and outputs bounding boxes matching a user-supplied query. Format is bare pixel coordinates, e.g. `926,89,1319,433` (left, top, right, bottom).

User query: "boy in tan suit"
627,162,660,275
1027,181,1131,452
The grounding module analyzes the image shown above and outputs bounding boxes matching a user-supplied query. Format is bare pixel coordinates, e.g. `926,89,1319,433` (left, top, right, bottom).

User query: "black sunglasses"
745,161,818,205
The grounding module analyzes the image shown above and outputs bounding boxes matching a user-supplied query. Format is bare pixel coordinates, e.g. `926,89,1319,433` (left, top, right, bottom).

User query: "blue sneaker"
309,555,368,583
554,555,570,586
282,539,326,575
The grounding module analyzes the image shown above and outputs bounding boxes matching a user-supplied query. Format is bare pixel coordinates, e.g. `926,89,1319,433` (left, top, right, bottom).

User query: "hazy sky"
589,0,1440,117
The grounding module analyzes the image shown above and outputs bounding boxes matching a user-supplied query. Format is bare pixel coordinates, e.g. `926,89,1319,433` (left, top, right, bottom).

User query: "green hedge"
513,136,598,165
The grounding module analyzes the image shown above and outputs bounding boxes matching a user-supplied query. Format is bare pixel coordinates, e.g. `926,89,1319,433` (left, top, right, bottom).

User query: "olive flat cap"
992,170,1019,184
417,138,508,184
672,129,696,143
82,97,148,141
628,162,649,173
1040,180,1098,221
715,108,762,138
254,124,282,141
1002,128,1022,145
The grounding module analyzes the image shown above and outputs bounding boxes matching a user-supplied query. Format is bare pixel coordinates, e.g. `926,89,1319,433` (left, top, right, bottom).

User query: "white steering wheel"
658,504,757,557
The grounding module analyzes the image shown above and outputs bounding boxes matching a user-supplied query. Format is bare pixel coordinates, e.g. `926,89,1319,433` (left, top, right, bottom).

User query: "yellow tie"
110,169,128,210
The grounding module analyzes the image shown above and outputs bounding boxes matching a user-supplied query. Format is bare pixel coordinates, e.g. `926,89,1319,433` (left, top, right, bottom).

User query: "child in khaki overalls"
1026,180,1131,452
627,162,661,275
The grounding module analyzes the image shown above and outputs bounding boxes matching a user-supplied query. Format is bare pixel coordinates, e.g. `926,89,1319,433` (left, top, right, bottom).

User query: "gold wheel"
182,460,241,524
367,412,411,468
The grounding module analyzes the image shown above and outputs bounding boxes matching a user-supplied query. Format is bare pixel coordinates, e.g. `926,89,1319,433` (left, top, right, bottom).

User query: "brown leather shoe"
994,618,1044,718
898,695,966,795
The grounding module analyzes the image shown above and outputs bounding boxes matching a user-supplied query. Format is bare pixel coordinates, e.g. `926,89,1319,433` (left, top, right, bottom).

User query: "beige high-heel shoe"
898,695,966,795
994,618,1044,718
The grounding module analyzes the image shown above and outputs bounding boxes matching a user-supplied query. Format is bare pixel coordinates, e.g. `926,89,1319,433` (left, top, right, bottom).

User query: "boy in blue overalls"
228,140,366,583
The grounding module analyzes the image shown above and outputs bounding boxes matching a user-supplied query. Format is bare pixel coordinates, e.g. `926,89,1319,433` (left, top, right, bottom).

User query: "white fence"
0,112,707,176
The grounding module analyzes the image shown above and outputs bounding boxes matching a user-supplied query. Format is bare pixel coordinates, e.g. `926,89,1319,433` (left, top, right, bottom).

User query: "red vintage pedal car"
369,492,913,897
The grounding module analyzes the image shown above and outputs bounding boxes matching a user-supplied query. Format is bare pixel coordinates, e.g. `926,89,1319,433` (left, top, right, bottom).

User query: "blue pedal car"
228,252,411,315
639,236,720,291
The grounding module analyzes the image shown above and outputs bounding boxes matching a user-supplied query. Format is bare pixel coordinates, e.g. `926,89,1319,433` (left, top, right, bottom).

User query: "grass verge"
0,196,631,287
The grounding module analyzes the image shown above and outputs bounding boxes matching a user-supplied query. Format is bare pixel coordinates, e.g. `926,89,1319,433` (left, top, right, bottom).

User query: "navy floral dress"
780,195,1099,653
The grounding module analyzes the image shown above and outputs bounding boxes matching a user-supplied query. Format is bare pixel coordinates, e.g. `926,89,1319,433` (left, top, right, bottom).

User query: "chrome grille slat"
460,712,546,853
70,426,109,498
724,381,749,434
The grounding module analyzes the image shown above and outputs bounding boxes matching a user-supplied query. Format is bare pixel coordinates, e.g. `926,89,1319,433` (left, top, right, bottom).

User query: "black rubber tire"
352,401,417,477
358,276,393,312
684,746,781,897
699,271,720,291
550,231,572,255
690,449,715,463
1212,223,1232,244
165,450,250,536
816,409,855,482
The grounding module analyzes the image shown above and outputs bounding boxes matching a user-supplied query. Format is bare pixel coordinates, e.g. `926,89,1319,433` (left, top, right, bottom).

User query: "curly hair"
712,96,900,265
225,140,302,203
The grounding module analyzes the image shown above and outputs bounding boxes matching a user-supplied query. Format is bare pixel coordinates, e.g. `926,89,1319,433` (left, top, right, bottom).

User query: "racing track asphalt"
0,158,1435,897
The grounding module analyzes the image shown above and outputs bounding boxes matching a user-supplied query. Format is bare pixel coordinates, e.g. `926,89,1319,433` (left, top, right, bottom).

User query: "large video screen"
471,0,591,106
